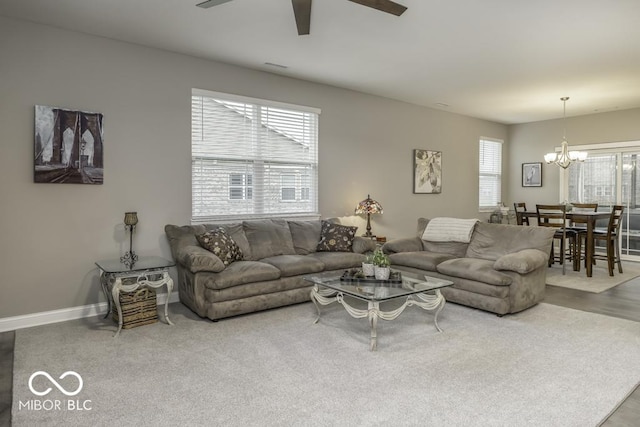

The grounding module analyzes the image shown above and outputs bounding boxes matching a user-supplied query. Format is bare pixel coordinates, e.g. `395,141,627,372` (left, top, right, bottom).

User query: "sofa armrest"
176,245,226,273
352,236,377,254
382,237,423,254
493,249,548,274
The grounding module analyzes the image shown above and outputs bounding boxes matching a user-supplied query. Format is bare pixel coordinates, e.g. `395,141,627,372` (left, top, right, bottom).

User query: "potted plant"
362,252,375,277
372,248,391,280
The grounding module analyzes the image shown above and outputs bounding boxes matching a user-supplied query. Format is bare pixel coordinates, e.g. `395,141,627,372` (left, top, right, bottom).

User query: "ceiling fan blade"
196,0,234,8
292,0,312,35
347,0,407,16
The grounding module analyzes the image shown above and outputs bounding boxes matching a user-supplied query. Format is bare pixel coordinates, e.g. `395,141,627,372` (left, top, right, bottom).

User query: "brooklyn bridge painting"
34,105,104,184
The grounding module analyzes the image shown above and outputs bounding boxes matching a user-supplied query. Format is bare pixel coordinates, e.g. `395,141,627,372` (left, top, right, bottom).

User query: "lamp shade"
355,195,383,215
124,212,138,226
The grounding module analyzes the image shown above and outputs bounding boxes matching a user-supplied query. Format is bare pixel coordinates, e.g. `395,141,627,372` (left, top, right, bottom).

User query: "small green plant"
371,248,390,267
363,252,375,264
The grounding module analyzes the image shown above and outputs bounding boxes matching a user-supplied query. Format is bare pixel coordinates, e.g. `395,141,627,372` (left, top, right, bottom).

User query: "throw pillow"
316,221,358,252
196,228,244,266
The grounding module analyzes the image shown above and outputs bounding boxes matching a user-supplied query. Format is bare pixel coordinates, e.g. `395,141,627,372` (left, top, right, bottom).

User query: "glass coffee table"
304,268,453,351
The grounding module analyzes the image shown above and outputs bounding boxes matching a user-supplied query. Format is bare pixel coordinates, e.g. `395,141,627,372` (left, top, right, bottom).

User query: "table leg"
163,274,174,326
432,290,445,333
368,301,379,351
99,271,112,319
586,218,595,277
111,278,124,338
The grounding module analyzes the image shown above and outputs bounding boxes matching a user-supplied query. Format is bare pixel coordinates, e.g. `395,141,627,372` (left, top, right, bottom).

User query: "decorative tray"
339,269,402,284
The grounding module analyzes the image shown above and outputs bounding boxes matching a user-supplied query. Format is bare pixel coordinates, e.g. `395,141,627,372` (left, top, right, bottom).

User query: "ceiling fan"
196,0,408,36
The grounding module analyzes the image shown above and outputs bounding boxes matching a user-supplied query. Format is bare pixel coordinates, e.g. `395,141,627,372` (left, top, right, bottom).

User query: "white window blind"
479,138,503,210
192,89,320,221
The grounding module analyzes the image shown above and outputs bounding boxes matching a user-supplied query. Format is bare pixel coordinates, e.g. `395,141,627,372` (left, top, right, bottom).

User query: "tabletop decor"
120,212,139,268
414,149,442,193
34,105,104,184
354,194,383,237
372,248,391,280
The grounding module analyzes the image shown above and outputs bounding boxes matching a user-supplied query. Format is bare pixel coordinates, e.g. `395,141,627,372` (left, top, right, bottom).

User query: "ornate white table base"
109,272,174,337
310,285,446,351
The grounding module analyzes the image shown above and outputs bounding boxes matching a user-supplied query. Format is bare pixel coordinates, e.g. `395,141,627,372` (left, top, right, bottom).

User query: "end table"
95,256,176,337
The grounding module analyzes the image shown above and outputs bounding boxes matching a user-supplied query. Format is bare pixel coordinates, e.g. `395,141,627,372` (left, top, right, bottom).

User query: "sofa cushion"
165,224,207,261
196,228,244,266
417,218,468,257
388,251,457,272
436,258,513,286
308,252,365,270
261,255,325,277
209,223,252,261
200,261,281,290
316,221,358,252
177,245,226,273
465,222,556,261
288,220,322,255
243,219,296,260
493,249,549,274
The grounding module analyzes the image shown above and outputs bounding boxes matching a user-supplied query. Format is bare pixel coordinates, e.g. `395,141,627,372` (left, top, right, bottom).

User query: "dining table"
518,210,611,277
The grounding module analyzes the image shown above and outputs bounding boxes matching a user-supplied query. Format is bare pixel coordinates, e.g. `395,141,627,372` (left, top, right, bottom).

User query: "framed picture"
34,105,104,184
522,162,542,187
414,149,442,194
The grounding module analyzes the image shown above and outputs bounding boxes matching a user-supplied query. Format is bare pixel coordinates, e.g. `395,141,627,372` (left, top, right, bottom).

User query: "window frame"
478,137,503,212
191,89,320,222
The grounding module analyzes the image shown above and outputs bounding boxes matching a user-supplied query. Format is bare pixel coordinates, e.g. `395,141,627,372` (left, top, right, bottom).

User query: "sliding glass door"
564,145,640,259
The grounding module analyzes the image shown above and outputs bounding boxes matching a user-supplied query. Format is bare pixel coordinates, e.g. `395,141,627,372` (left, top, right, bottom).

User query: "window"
563,141,640,259
478,138,503,210
281,174,296,201
192,89,320,221
229,173,252,200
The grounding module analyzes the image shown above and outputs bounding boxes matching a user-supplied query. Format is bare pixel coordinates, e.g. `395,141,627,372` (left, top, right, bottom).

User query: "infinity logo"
28,371,83,397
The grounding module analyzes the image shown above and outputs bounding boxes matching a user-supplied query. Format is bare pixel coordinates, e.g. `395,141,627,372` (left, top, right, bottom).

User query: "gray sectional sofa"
382,218,555,315
165,219,376,321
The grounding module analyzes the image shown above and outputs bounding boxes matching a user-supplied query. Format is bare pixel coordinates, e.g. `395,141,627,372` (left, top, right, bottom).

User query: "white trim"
0,292,180,333
192,88,322,114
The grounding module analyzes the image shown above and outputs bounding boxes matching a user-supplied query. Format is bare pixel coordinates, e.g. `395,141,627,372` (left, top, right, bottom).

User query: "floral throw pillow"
316,221,358,252
196,228,244,266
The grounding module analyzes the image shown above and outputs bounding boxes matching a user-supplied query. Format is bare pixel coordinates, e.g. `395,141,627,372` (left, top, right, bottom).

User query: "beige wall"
0,17,506,318
507,108,640,208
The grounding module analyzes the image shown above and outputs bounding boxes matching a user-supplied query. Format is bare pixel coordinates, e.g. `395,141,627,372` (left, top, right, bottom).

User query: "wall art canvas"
522,162,542,187
34,105,104,184
414,149,442,194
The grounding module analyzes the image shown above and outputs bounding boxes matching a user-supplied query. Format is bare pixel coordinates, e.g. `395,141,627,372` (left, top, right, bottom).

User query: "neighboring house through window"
192,89,320,221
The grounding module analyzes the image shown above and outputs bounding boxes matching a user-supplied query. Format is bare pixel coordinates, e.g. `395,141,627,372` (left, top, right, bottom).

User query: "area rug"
11,301,640,426
546,261,640,293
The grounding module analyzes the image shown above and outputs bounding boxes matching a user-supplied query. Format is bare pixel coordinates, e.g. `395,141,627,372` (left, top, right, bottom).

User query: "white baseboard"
0,291,180,333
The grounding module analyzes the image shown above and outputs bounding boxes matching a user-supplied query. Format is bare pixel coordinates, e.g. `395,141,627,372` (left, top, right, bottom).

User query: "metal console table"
95,256,175,337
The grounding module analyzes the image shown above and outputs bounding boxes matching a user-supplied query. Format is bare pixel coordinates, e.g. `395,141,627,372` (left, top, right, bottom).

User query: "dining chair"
591,205,624,276
568,203,598,271
513,202,529,226
536,204,578,275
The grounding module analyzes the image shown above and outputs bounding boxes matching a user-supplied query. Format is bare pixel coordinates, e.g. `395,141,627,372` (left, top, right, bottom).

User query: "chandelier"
544,97,587,169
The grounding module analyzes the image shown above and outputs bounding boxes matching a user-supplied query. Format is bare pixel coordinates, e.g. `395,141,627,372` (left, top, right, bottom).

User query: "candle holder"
120,212,139,268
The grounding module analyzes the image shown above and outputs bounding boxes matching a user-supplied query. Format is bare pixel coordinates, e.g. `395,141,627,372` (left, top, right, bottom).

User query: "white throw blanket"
422,217,479,243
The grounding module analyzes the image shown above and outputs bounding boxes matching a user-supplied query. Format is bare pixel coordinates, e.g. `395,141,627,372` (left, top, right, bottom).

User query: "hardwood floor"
544,275,640,426
0,331,13,427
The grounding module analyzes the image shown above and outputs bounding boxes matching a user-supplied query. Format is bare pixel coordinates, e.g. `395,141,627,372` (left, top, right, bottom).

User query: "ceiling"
2,0,640,124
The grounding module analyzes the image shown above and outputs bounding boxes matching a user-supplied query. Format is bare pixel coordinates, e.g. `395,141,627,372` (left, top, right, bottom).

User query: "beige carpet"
546,261,640,293
11,302,640,426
